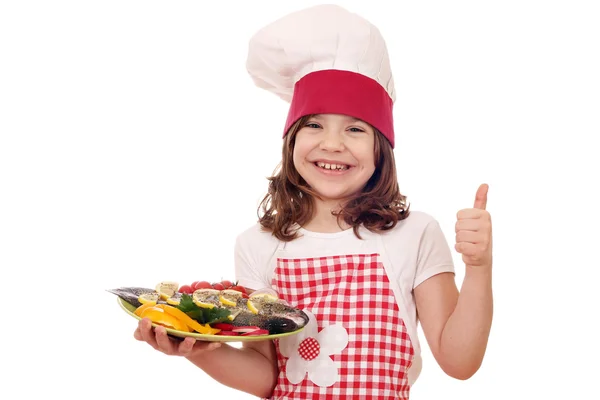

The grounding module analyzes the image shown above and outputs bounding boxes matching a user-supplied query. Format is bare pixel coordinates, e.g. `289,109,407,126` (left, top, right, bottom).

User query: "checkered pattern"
298,337,320,360
267,253,414,399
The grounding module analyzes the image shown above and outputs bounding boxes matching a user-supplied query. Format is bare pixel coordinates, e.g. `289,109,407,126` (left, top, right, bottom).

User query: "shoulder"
235,222,280,255
403,210,438,226
378,210,451,260
379,210,454,285
236,222,278,243
380,210,441,239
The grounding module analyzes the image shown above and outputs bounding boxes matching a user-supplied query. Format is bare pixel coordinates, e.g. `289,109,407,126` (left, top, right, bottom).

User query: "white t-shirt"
234,210,455,384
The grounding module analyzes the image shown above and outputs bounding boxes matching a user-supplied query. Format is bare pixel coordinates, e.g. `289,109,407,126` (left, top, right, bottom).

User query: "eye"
348,127,365,133
305,122,322,129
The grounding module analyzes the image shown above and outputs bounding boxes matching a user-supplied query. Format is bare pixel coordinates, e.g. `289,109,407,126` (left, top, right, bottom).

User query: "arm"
414,268,492,380
414,184,493,380
186,339,278,398
135,229,280,397
135,312,278,398
185,278,278,397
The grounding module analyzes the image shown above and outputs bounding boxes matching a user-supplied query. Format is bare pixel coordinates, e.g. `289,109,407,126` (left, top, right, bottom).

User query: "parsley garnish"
177,293,231,324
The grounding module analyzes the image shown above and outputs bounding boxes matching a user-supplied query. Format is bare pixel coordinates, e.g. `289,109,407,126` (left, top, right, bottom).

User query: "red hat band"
284,69,395,148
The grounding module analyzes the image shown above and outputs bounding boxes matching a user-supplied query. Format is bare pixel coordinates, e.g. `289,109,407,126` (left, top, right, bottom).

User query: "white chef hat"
246,4,397,148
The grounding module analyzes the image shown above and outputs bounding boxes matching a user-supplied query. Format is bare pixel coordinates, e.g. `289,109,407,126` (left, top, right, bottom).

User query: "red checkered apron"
267,249,415,399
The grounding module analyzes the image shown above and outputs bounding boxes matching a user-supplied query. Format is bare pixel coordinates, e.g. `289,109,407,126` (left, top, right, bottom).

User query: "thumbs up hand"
455,184,493,269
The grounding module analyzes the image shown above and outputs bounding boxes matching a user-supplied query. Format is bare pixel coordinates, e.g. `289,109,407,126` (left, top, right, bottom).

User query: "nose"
319,128,345,152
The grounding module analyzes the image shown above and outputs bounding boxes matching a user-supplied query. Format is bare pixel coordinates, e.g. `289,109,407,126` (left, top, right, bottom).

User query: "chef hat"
246,4,397,148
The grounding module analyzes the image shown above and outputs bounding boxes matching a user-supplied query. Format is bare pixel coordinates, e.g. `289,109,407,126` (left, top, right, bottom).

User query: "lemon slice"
249,292,278,302
247,300,259,314
193,299,216,309
192,289,217,309
219,289,242,307
219,295,237,307
227,309,242,321
155,281,179,300
222,289,244,297
246,292,278,314
194,288,220,296
138,292,159,306
166,292,182,306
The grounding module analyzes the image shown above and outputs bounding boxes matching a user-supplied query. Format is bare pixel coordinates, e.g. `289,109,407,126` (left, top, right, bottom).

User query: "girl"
134,5,493,399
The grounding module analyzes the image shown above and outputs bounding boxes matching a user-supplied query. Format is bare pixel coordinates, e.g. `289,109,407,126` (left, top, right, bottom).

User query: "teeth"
316,162,348,171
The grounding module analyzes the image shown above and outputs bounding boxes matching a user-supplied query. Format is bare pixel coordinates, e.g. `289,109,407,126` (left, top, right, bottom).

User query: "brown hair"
258,115,410,241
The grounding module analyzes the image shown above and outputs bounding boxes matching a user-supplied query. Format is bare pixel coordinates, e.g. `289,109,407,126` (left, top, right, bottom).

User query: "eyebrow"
312,114,365,123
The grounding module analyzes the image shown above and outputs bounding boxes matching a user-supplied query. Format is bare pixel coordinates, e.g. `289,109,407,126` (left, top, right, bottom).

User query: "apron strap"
375,233,422,386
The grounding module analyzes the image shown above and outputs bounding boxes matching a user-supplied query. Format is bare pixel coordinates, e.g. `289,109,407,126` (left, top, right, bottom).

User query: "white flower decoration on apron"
278,310,349,387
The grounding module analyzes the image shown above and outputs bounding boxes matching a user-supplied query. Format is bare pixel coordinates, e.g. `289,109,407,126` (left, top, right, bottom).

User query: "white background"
1,1,599,399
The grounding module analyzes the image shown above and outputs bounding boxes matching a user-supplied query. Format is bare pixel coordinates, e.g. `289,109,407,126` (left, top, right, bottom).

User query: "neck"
302,198,351,233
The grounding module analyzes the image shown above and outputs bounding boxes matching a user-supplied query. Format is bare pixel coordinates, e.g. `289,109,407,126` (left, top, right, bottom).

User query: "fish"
107,287,158,307
108,287,309,335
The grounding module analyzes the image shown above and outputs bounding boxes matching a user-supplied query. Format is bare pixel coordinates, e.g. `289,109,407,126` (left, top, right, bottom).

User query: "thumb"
474,183,489,210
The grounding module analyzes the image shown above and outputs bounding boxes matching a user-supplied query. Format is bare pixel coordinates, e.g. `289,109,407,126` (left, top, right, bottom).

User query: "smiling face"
292,113,376,203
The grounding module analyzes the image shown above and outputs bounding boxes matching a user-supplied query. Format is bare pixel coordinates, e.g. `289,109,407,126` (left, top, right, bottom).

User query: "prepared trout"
108,280,309,341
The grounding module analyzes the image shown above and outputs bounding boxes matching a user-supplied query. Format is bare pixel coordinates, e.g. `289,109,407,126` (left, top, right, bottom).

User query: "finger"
455,242,479,256
139,318,159,350
456,231,482,244
207,342,222,351
134,327,142,341
155,326,176,355
178,338,221,356
455,219,481,232
457,208,490,221
178,337,197,356
474,183,488,210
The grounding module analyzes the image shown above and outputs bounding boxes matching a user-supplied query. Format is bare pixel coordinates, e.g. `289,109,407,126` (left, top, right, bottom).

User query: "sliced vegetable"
216,331,239,336
241,329,269,336
156,304,221,335
232,326,261,334
212,323,235,330
139,306,190,332
134,302,157,317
